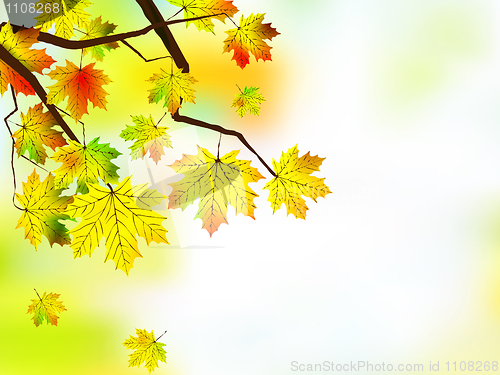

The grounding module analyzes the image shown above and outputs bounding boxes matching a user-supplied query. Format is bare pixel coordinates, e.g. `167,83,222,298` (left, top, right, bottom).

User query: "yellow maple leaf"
0,22,55,96
123,329,167,373
66,177,168,275
80,16,120,61
147,67,197,115
168,146,264,236
16,170,73,249
223,13,280,69
12,103,66,164
120,114,173,164
46,60,112,122
264,145,331,219
232,86,265,117
51,137,121,194
35,0,92,39
167,0,239,33
27,290,66,327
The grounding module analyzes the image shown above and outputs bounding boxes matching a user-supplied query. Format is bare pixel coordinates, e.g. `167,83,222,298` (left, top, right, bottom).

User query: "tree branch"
0,44,79,143
172,111,276,177
135,0,189,72
1,13,224,52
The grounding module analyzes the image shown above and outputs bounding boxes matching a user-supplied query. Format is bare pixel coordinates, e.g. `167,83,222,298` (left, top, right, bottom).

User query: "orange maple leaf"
0,22,55,96
46,60,112,122
223,13,279,69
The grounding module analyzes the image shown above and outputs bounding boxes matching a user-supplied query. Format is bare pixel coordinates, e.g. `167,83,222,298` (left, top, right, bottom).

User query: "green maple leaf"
80,17,120,61
232,86,265,117
51,137,121,194
120,114,173,164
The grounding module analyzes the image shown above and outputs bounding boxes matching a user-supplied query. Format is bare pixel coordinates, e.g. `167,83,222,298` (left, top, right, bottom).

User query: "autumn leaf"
12,103,66,164
147,67,197,115
27,290,66,327
66,177,168,275
166,0,238,33
80,17,120,61
232,86,265,117
223,13,280,69
123,329,167,373
264,145,331,219
0,22,55,96
120,114,173,164
46,60,112,122
168,146,264,236
51,137,121,194
16,170,73,249
35,0,92,39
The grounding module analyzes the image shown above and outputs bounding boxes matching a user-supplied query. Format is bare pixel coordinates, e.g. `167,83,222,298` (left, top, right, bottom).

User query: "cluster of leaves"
2,0,329,278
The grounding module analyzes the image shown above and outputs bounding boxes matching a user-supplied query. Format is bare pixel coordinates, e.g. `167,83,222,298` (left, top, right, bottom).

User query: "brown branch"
0,44,79,143
135,0,189,72
172,111,276,177
0,13,224,52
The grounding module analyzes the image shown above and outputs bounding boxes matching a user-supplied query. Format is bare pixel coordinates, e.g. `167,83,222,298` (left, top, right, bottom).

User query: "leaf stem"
121,40,171,63
34,288,42,301
156,330,167,341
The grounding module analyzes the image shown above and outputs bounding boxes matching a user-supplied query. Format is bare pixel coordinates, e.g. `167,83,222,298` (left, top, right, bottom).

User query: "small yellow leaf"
147,68,197,115
232,86,265,117
27,290,66,327
123,328,167,373
264,145,331,219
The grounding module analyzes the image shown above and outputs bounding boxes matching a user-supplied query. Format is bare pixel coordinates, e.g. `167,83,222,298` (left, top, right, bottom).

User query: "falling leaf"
0,22,55,96
120,114,173,164
168,146,264,236
147,67,197,115
51,137,121,194
223,13,280,69
16,170,73,248
166,0,238,33
232,86,265,117
35,0,92,39
123,329,167,373
27,290,66,327
80,17,120,61
46,60,112,122
264,145,331,219
12,103,66,164
66,177,168,275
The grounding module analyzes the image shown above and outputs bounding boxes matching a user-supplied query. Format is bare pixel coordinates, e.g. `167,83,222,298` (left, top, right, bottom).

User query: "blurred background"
1,0,500,374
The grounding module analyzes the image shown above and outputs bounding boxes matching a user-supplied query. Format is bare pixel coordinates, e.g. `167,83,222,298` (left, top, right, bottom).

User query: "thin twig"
4,85,23,210
121,40,171,63
172,111,276,177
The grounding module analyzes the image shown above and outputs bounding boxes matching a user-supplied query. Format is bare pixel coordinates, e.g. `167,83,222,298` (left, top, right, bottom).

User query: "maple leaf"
167,0,238,33
120,114,173,164
80,17,120,61
168,146,264,236
0,22,55,96
46,60,112,122
51,137,121,194
264,145,331,219
27,290,66,327
232,86,265,117
12,103,66,164
223,13,280,69
147,67,197,115
123,329,167,373
35,0,92,39
16,170,73,249
66,177,168,275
